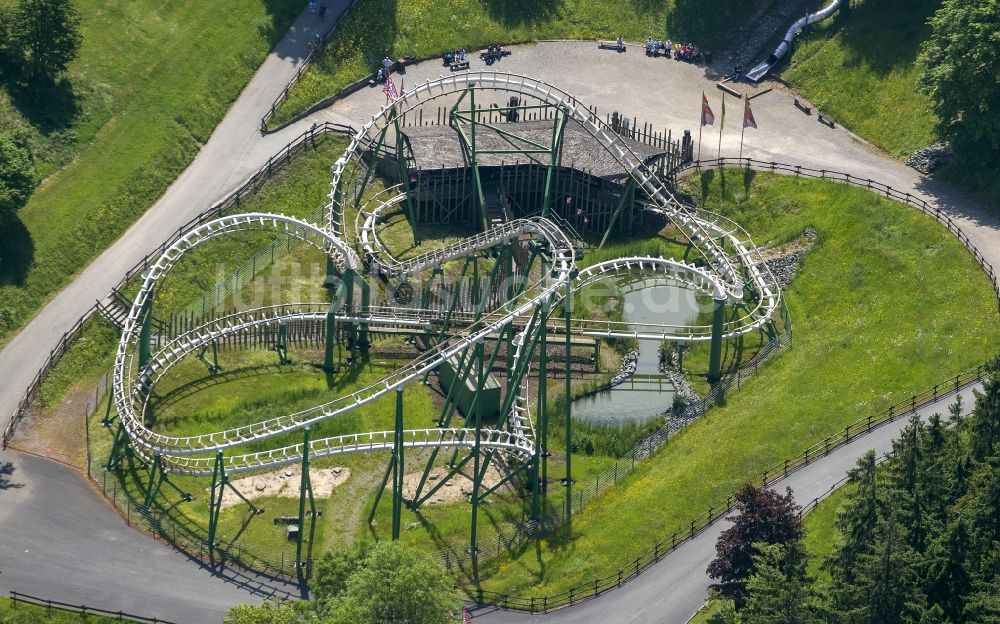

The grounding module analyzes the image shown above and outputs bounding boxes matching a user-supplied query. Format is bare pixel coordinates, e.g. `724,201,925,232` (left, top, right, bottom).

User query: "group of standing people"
645,38,673,57
644,37,704,62
308,0,328,20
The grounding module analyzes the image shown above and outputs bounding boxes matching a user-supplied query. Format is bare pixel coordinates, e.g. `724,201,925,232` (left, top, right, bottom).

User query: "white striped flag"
700,91,714,126
743,95,758,129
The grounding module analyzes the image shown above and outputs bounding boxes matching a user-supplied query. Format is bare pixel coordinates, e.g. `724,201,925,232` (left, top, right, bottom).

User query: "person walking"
318,2,327,20
308,0,316,14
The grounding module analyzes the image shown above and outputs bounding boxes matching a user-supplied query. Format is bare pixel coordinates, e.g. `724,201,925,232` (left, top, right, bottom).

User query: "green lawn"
0,597,133,624
30,134,346,399
0,0,305,344
782,0,940,157
468,170,999,598
271,0,768,127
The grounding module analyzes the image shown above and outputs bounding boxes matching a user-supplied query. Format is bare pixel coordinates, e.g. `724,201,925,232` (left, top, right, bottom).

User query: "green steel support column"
296,427,312,572
471,254,480,310
325,255,338,289
324,305,338,373
393,110,417,228
207,451,224,552
275,323,289,365
357,273,371,351
211,340,219,372
343,269,357,359
469,339,484,556
599,178,637,249
139,297,152,370
539,301,549,492
540,110,568,220
391,388,404,540
708,298,726,384
563,277,574,518
144,455,164,508
106,422,129,471
355,124,391,211
462,89,489,231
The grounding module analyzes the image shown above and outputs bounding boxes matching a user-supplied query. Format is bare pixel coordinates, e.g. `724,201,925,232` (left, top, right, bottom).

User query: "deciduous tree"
11,0,82,83
708,484,803,605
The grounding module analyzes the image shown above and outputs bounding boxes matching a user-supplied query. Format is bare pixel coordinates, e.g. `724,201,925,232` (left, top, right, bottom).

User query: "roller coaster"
107,72,782,570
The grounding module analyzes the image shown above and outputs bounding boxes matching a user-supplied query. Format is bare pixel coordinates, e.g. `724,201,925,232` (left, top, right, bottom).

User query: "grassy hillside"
469,170,999,598
782,0,941,157
272,0,769,126
0,0,304,344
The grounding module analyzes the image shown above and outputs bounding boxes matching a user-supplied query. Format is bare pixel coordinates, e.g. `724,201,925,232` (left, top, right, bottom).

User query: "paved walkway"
0,38,997,624
0,1,354,428
0,450,303,624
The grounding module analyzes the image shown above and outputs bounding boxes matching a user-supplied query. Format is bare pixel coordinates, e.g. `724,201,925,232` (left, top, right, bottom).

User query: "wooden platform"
402,119,664,180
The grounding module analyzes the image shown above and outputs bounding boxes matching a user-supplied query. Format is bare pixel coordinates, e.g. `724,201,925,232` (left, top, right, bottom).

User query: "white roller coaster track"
111,73,781,478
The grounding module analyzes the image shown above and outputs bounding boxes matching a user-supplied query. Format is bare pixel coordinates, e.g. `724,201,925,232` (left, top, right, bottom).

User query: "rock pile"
725,0,812,69
906,142,952,174
658,344,701,413
609,349,639,387
764,227,817,287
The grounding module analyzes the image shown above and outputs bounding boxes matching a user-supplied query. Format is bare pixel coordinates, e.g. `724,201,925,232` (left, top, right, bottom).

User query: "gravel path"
0,38,996,624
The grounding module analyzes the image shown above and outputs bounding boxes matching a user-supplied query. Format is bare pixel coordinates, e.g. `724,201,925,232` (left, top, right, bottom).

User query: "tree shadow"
258,0,331,60
0,462,25,490
827,0,939,76
7,77,80,133
666,0,767,47
742,166,756,197
312,0,399,74
0,216,34,287
484,0,562,28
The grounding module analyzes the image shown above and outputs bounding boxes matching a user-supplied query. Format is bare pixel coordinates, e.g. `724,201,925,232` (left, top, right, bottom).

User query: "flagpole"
697,120,703,162
717,92,725,162
739,118,746,162
697,94,704,161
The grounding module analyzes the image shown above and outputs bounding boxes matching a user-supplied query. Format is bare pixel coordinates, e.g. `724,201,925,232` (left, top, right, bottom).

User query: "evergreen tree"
926,520,973,622
827,450,880,584
742,541,819,624
970,361,1000,462
834,512,925,624
708,484,803,605
966,575,1000,624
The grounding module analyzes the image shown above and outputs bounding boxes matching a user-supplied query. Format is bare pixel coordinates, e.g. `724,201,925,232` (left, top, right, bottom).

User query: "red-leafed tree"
707,483,803,606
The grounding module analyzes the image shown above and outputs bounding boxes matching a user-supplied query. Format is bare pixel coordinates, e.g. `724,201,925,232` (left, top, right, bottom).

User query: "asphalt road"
0,449,302,624
0,34,997,624
0,2,354,428
468,383,981,624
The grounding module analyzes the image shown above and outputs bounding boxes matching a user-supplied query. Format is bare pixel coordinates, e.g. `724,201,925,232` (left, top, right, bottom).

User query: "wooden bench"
818,112,835,128
598,41,625,52
450,60,470,71
794,98,812,115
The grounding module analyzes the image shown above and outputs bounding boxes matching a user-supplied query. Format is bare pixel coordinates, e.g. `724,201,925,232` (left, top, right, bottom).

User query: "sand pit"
214,465,350,510
394,463,510,506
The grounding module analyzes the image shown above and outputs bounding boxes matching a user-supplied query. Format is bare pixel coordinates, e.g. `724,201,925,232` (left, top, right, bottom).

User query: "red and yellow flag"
701,92,715,126
743,95,758,129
